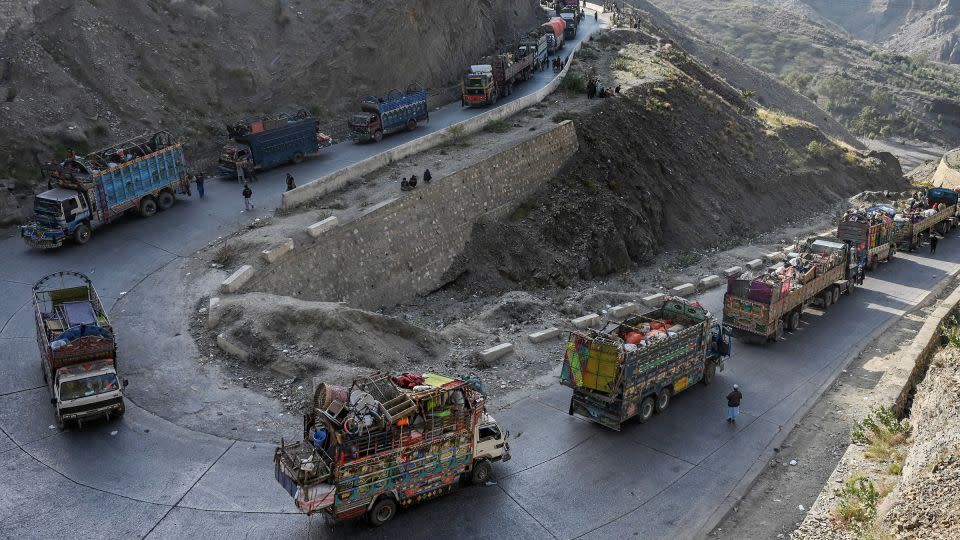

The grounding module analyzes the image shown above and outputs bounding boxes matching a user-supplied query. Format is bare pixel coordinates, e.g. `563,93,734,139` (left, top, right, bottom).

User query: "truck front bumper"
20,226,65,249
61,399,124,422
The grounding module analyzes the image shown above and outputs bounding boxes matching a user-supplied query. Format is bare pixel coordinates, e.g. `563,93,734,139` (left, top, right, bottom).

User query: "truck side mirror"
123,379,129,387
50,398,57,404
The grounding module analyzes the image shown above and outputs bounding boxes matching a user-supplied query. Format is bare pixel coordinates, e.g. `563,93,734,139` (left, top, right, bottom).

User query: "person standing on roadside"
242,183,253,211
726,384,742,423
285,173,296,191
195,172,206,198
423,168,432,184
930,234,939,254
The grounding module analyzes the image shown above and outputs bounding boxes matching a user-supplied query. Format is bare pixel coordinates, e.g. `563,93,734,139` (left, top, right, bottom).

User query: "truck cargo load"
837,208,896,270
218,110,331,175
560,297,731,431
33,272,128,429
542,17,566,52
518,32,549,72
20,132,189,249
723,238,855,344
274,371,509,526
462,49,535,107
348,85,428,143
894,201,956,251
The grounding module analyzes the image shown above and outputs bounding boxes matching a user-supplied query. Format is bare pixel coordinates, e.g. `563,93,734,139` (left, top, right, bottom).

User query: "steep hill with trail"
0,0,541,184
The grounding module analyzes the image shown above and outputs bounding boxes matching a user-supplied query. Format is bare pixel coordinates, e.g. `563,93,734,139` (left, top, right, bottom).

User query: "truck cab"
21,187,91,248
462,65,495,107
348,112,383,142
51,359,127,429
469,413,511,484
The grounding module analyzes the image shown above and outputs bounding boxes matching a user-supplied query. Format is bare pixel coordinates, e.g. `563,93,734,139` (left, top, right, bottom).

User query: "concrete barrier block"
571,313,601,329
764,252,784,263
528,327,562,343
479,343,514,362
671,283,696,297
307,216,339,238
699,275,722,289
269,359,301,379
216,333,249,361
261,238,294,263
745,259,763,270
723,266,743,277
206,297,221,329
220,265,254,294
643,293,666,307
610,302,639,318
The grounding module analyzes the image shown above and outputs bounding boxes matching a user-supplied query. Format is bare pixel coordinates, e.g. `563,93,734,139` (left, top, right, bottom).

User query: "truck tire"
367,497,397,527
637,396,655,423
157,191,175,211
867,255,877,271
373,130,383,143
702,361,716,385
139,197,158,218
772,319,784,342
491,93,498,105
471,459,492,485
821,290,832,309
291,151,305,164
832,286,841,304
73,223,91,245
406,119,417,131
786,310,801,332
655,388,671,412
55,413,67,431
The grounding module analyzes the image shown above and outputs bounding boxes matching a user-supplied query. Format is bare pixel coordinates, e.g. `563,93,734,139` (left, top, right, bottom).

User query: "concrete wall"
280,18,594,209
247,121,579,309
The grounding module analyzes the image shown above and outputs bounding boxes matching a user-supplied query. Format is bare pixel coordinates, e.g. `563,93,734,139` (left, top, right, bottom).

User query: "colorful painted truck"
462,51,535,107
218,110,331,175
274,372,510,526
34,272,128,430
348,85,428,143
518,32,549,72
541,17,567,53
723,237,855,344
837,208,895,270
894,197,956,251
20,131,189,248
561,297,732,431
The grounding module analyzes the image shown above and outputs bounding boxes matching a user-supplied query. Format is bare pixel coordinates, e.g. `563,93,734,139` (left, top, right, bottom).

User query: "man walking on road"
726,384,742,423
930,235,939,254
242,183,253,211
195,172,205,198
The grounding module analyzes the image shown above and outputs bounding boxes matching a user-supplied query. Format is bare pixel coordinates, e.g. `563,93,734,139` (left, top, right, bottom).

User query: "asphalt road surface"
1,11,956,540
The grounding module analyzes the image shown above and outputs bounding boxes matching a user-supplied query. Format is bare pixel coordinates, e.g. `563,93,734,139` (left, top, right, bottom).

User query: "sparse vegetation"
805,140,841,161
483,119,512,134
445,124,471,148
558,72,587,93
213,242,239,268
832,472,881,531
669,251,701,269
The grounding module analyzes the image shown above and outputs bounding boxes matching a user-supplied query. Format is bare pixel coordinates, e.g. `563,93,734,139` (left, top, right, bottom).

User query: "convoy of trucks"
561,297,732,430
33,272,128,430
348,86,429,143
20,132,190,248
274,372,509,525
218,111,332,176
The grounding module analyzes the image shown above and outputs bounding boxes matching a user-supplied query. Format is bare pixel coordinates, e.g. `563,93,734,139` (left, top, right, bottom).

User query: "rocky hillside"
640,0,960,146
447,29,907,292
0,0,541,187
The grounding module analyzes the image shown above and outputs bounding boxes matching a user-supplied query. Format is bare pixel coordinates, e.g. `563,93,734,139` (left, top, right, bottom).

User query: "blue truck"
348,85,428,143
20,131,190,249
218,110,331,176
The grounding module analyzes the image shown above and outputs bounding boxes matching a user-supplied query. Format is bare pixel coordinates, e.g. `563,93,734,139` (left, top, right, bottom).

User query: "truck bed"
33,273,116,369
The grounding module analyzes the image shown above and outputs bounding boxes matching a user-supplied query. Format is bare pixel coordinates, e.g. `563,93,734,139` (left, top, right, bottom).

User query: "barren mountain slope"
0,0,541,183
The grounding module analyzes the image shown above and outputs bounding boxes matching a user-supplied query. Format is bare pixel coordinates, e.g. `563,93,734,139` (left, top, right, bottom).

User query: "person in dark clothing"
587,78,596,99
726,384,742,423
195,173,205,198
423,169,432,184
930,235,939,254
242,183,253,211
615,84,621,94
594,11,598,22
408,174,418,189
400,177,410,191
285,173,296,191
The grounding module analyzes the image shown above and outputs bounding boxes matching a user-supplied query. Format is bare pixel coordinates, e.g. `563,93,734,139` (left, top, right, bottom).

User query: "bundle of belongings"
617,318,686,352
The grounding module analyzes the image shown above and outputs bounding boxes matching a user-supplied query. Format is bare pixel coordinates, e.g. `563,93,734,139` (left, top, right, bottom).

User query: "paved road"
1,10,956,540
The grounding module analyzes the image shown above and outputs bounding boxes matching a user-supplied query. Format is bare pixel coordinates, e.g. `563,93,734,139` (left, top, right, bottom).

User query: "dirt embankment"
0,0,541,183
446,37,906,294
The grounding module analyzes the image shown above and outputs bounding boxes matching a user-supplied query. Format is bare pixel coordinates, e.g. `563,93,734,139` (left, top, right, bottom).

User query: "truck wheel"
637,396,655,423
73,223,91,245
368,497,397,527
373,130,383,143
772,320,784,342
115,403,126,419
821,290,832,309
655,388,671,412
291,151,305,164
157,191,175,211
786,310,801,332
139,197,158,218
867,255,877,271
702,361,716,385
406,119,417,131
471,459,492,485
55,413,67,431
832,286,841,304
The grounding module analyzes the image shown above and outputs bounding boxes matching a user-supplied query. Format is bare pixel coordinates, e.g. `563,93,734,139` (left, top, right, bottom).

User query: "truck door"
474,422,504,459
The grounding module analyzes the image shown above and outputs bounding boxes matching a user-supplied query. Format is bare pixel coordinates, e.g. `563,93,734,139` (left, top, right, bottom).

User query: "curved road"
1,10,957,540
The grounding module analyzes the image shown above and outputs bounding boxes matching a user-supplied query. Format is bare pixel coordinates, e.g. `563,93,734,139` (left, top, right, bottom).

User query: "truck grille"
61,396,123,416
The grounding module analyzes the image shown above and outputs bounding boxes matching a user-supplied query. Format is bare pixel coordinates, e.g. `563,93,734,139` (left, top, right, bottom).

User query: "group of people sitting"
400,168,432,191
587,76,620,99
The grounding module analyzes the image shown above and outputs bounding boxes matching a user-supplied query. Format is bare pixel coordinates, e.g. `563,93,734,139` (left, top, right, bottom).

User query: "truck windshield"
478,424,501,441
60,373,119,401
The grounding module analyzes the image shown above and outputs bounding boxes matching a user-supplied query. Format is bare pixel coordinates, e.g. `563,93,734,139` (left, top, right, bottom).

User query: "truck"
560,11,578,39
723,237,856,344
894,189,957,251
560,297,732,431
541,17,567,53
33,272,128,430
837,208,896,270
218,110,332,176
20,131,190,249
274,371,510,526
518,32,549,72
348,85,429,143
462,51,535,107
